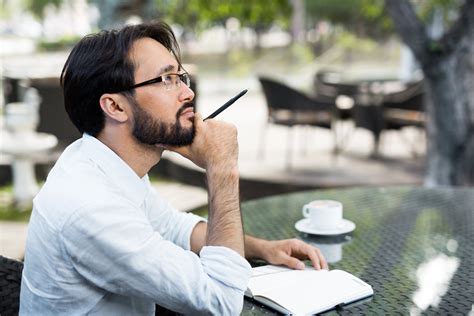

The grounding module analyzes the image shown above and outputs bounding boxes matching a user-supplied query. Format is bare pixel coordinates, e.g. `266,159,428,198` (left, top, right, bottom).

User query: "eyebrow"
157,64,181,76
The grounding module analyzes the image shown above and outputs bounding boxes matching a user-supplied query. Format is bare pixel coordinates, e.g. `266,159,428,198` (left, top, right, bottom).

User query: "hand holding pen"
162,89,248,167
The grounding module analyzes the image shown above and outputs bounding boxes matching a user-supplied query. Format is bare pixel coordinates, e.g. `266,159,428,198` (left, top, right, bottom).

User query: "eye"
162,74,174,85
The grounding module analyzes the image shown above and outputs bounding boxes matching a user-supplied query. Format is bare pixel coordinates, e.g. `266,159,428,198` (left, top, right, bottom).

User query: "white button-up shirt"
20,134,251,315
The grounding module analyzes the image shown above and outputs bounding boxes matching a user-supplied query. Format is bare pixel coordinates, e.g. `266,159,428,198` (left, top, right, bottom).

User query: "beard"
129,97,195,146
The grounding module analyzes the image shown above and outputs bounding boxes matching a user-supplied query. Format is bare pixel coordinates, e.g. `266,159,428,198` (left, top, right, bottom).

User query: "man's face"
127,37,195,146
128,94,195,146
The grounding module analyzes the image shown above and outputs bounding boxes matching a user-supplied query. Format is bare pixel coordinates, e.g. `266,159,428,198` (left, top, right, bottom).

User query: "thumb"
194,111,203,120
194,112,204,125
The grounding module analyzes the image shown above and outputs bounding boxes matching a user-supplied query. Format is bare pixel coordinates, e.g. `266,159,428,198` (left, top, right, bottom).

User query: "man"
20,21,327,315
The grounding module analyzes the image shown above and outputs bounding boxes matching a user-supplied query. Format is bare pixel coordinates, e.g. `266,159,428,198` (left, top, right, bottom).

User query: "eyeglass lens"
163,73,190,90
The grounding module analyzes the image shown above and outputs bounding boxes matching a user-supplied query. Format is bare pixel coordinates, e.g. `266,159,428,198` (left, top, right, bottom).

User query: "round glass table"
241,186,474,315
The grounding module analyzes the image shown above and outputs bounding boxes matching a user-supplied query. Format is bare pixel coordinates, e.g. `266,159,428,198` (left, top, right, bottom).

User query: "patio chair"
313,70,360,120
313,71,361,152
258,76,336,168
0,256,24,315
382,80,425,129
380,80,425,157
352,80,425,156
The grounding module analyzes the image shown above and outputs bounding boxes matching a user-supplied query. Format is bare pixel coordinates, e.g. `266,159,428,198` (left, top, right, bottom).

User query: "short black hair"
60,21,181,136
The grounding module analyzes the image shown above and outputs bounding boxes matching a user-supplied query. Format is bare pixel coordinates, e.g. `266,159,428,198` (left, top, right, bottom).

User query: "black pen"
204,89,248,121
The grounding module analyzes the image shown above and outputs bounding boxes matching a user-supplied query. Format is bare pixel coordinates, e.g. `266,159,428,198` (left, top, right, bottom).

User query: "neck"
96,127,162,178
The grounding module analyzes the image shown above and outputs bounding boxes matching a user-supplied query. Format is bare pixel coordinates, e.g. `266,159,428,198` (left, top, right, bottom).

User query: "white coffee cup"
302,200,343,230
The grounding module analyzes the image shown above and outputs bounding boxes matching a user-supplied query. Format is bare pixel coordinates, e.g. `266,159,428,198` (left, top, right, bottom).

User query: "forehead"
129,37,178,79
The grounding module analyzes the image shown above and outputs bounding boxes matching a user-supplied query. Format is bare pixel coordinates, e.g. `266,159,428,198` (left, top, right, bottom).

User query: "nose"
179,81,195,103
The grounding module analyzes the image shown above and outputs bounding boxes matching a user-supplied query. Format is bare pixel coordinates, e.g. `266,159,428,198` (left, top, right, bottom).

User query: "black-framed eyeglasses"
118,73,191,92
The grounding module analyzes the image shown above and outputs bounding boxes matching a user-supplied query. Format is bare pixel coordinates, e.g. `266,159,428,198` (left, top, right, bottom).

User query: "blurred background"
0,0,472,217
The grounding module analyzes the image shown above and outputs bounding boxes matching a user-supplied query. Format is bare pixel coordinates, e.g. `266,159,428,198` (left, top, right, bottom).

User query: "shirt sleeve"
144,188,205,250
60,197,251,315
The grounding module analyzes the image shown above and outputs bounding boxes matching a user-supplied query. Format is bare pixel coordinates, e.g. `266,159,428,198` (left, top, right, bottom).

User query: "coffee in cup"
302,200,343,230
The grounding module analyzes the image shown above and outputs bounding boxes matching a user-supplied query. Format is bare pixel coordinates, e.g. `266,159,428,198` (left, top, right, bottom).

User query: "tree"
25,0,61,19
92,0,157,29
385,0,474,186
155,0,291,50
305,0,393,38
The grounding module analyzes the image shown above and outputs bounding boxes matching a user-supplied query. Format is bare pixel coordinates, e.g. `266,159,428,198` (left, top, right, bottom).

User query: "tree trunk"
423,48,474,185
385,0,474,186
452,29,474,185
290,0,306,44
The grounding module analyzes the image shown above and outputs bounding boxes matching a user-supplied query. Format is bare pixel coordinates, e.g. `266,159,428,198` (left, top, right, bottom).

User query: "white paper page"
247,265,292,295
249,267,372,315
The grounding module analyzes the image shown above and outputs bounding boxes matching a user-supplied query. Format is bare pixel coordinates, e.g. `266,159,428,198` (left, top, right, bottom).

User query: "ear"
99,94,129,123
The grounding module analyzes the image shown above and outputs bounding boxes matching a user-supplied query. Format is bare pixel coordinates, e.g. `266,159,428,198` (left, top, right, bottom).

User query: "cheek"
136,91,177,119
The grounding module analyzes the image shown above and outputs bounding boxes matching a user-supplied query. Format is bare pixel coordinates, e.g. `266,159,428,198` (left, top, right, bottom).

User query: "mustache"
176,101,195,118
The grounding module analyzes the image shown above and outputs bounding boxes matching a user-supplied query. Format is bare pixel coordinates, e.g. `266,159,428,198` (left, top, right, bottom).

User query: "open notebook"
245,265,373,315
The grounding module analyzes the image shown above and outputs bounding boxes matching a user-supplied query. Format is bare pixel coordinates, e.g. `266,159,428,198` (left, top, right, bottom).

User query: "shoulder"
34,158,132,231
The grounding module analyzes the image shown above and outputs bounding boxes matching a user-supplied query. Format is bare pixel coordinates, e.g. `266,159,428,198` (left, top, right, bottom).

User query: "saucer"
295,218,356,235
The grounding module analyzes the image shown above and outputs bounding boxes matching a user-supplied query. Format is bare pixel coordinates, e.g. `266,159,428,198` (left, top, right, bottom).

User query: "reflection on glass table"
305,235,352,264
241,186,474,315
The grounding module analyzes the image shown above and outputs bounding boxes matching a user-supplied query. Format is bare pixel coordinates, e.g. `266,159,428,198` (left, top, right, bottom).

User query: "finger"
194,112,203,126
170,146,190,157
279,254,305,270
300,244,322,270
317,248,329,270
293,242,325,270
309,247,328,270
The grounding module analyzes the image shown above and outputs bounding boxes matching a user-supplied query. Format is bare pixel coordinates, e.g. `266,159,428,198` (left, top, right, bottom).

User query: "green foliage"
288,43,315,63
0,186,31,222
0,207,32,222
415,0,464,26
305,0,462,39
37,35,81,51
190,206,208,218
337,31,377,52
305,0,392,38
25,0,61,19
306,0,365,23
155,0,292,32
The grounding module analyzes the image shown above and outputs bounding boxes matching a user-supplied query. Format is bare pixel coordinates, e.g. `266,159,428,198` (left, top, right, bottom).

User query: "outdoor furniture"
313,70,359,120
258,76,336,168
382,80,425,129
2,87,58,206
313,71,362,153
353,80,425,156
314,70,426,156
3,76,81,148
241,186,474,314
32,77,82,148
0,256,23,315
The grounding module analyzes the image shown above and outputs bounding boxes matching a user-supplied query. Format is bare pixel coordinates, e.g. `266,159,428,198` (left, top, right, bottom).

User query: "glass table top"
240,186,474,315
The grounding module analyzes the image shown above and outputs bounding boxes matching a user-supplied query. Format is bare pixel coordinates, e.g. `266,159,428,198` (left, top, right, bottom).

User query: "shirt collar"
80,133,150,207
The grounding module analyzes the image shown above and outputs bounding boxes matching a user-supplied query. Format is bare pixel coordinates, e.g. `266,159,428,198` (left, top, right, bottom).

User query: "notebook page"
250,268,371,315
